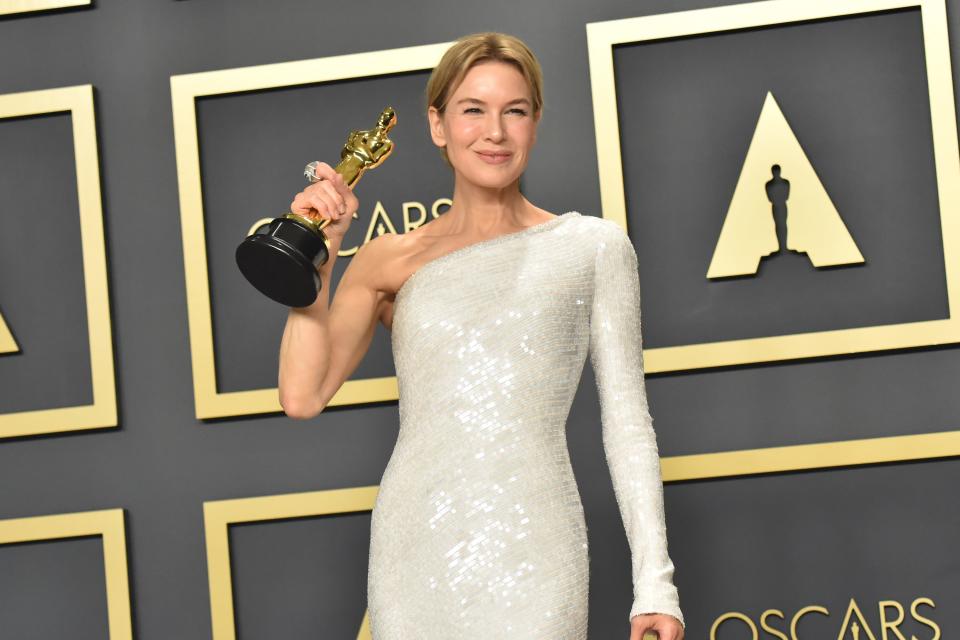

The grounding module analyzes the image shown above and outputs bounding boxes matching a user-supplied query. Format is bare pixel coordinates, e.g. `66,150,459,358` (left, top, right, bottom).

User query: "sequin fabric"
368,211,684,638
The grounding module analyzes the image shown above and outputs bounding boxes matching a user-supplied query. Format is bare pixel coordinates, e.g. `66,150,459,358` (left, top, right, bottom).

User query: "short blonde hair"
426,32,544,165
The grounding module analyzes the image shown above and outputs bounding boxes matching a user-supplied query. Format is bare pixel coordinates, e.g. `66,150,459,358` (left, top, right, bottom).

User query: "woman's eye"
508,108,528,116
464,107,482,114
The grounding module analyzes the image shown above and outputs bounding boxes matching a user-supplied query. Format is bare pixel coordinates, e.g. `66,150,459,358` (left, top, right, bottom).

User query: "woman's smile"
474,149,513,164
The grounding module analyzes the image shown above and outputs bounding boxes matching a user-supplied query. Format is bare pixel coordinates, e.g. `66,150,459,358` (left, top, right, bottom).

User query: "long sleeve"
588,220,685,627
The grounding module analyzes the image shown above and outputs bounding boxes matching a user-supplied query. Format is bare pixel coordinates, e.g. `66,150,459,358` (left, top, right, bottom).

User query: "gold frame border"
587,0,960,372
0,0,89,17
0,85,117,439
203,486,378,640
0,508,132,639
170,42,452,420
587,0,960,479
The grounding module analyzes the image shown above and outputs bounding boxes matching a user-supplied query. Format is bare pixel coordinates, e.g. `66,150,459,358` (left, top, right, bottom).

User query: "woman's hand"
289,160,359,243
630,613,684,640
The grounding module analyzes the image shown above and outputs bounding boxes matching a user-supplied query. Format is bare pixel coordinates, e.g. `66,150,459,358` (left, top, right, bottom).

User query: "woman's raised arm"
277,161,386,419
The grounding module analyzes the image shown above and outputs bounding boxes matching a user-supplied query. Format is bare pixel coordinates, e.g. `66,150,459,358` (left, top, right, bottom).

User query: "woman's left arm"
588,220,685,637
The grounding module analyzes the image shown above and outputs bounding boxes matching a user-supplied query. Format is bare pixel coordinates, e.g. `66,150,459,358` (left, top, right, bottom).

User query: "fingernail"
339,203,346,213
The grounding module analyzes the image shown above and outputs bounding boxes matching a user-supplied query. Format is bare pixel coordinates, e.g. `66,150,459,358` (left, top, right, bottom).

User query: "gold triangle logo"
707,91,864,278
0,310,18,354
836,599,879,640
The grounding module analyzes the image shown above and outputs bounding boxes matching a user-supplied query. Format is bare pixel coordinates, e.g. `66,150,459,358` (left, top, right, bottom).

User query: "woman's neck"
440,175,536,236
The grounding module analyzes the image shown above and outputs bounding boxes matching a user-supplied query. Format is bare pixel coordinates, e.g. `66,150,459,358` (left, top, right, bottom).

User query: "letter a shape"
837,599,879,640
707,92,864,278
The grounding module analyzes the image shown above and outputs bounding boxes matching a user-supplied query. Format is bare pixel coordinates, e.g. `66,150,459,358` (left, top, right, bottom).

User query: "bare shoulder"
348,232,403,294
338,233,406,330
352,231,394,265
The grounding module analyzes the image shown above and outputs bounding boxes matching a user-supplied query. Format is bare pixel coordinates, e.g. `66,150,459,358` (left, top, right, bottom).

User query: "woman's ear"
427,106,447,150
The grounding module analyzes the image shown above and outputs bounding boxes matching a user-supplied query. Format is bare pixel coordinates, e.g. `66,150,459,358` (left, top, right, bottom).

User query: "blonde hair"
426,32,544,165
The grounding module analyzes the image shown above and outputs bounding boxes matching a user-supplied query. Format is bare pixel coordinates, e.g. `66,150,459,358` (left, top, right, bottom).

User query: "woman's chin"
459,165,523,190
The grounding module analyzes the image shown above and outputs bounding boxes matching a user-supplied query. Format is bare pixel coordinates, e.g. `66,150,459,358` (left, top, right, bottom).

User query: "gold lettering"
365,200,399,244
711,612,758,640
402,201,428,232
330,200,395,258
837,599,878,640
910,598,940,640
791,605,829,640
432,197,452,219
878,601,907,640
760,609,789,640
331,197,451,258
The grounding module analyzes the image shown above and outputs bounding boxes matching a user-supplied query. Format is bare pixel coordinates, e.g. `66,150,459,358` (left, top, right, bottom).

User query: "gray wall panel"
0,112,90,414
231,514,371,640
0,0,957,638
0,536,109,639
617,8,946,347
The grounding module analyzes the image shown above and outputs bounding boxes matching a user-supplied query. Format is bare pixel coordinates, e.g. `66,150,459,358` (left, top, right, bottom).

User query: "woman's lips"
475,150,512,165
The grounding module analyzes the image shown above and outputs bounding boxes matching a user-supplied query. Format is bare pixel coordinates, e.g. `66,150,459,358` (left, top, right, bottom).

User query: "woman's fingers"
307,161,359,212
290,162,360,241
289,192,316,217
630,615,682,640
325,171,359,213
308,160,337,182
290,190,336,221
307,189,339,220
289,188,335,221
317,179,346,214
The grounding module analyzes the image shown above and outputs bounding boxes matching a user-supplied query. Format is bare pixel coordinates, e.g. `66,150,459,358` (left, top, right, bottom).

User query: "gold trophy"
236,107,397,307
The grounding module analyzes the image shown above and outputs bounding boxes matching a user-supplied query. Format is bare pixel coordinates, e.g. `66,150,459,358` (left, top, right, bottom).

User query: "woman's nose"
484,116,504,141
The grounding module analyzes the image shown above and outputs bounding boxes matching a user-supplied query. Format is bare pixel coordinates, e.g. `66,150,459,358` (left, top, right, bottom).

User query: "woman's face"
428,60,539,190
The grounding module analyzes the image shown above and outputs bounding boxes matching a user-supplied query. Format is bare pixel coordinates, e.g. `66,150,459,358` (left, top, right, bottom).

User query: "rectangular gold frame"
203,486,379,640
588,0,960,372
588,0,960,479
170,42,452,420
0,0,89,16
0,85,117,439
0,508,132,639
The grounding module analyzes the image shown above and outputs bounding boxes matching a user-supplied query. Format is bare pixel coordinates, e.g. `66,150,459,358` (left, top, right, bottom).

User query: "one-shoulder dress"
367,211,684,638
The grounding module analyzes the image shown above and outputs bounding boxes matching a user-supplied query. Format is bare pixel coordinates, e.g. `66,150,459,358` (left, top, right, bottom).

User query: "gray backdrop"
1,0,958,638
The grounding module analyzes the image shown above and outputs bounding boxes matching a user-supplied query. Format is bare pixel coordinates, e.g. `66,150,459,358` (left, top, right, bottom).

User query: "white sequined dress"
368,211,684,638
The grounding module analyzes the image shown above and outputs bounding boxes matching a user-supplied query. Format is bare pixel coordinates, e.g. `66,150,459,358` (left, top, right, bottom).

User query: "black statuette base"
235,217,330,308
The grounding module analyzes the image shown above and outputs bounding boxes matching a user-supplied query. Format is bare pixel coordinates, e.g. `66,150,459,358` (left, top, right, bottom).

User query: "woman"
278,32,685,640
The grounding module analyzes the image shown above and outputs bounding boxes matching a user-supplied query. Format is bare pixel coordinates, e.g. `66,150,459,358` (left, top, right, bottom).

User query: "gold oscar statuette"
236,106,398,307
